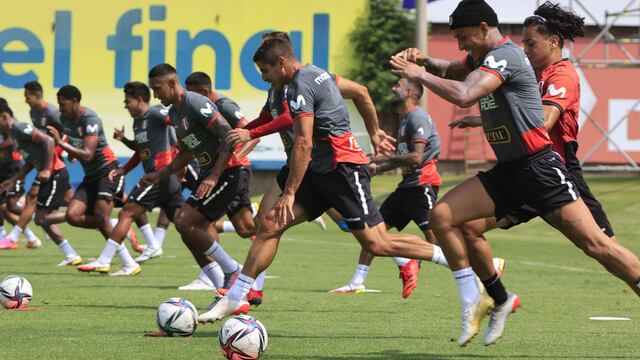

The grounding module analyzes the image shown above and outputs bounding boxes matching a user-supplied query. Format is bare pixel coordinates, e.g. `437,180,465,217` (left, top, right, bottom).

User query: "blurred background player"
0,102,80,265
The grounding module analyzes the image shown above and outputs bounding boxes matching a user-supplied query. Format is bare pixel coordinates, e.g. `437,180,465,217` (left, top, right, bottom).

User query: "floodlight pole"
416,0,428,108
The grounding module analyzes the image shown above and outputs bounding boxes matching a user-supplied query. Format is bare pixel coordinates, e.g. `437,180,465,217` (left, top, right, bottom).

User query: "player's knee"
34,213,46,227
256,212,279,238
579,237,612,260
428,204,451,231
174,212,192,235
65,211,81,226
460,221,482,241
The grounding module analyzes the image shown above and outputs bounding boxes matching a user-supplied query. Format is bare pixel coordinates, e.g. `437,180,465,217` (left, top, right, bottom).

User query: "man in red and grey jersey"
142,63,243,295
78,82,184,275
391,0,640,346
0,103,81,265
200,36,451,324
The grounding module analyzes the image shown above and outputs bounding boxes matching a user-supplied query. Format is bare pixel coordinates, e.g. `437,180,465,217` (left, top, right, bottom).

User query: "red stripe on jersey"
294,112,314,121
102,146,117,163
521,126,552,155
84,135,98,139
153,150,173,171
418,159,442,187
207,113,221,128
50,153,66,172
327,132,369,168
412,139,427,144
479,67,504,82
227,143,251,168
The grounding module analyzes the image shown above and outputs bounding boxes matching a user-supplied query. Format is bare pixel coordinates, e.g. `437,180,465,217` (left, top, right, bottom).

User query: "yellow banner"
0,0,367,157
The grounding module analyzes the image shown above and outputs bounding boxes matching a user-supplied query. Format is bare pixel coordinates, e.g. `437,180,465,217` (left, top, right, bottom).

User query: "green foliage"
348,0,416,113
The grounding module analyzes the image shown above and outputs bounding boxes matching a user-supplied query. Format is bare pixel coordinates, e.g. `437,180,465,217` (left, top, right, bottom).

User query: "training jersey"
261,85,295,165
287,65,368,173
0,129,16,166
29,103,63,132
464,37,551,162
396,106,442,188
537,59,581,162
209,92,250,168
132,105,173,173
60,107,117,178
169,91,226,176
11,121,65,172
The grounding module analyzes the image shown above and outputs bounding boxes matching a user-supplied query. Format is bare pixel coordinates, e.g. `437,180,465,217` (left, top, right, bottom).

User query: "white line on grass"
518,261,605,274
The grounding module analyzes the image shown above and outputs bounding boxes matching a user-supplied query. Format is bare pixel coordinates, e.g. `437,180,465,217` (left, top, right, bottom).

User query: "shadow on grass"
77,284,180,290
58,304,158,310
267,352,633,360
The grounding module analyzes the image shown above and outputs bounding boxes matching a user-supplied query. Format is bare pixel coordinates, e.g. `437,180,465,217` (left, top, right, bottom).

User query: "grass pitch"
1,174,639,359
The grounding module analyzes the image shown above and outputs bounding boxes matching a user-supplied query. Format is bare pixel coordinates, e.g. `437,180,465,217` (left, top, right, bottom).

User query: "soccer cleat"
399,259,420,299
0,238,18,250
57,256,82,267
25,237,43,249
127,228,144,253
77,261,111,273
247,289,263,306
458,290,495,346
134,247,163,263
493,258,506,278
109,264,142,277
311,216,327,230
198,294,250,324
178,279,216,291
329,283,367,294
222,264,243,290
484,292,521,346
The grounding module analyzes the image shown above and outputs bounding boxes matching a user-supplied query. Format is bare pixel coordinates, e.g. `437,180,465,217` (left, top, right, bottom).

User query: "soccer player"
47,85,136,273
140,63,242,291
0,103,80,264
199,36,451,324
390,0,640,346
77,82,185,275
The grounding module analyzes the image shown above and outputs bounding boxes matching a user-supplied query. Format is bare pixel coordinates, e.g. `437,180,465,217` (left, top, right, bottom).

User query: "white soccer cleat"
26,237,43,249
458,290,494,346
134,247,163,263
178,279,216,291
484,292,521,346
57,256,82,267
198,294,250,324
329,283,367,294
311,216,327,230
109,264,141,277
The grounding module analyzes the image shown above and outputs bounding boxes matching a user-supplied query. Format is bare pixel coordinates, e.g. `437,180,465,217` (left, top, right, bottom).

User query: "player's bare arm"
371,142,426,174
113,126,138,151
395,48,470,80
449,115,482,129
542,105,562,131
232,118,260,159
31,128,54,181
48,125,98,162
196,116,234,199
140,142,193,187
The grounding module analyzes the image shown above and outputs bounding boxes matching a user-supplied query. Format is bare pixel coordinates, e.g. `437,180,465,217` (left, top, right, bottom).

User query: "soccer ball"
0,275,33,309
156,297,198,336
219,315,268,360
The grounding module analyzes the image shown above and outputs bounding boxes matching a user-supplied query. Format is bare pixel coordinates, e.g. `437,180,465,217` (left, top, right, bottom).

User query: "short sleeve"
408,112,430,144
288,79,315,121
15,123,36,142
541,72,577,114
479,47,514,82
83,115,101,137
188,95,221,129
216,98,244,128
48,109,64,132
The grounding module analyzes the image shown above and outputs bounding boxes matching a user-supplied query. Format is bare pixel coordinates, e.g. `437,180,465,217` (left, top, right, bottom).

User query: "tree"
347,0,416,114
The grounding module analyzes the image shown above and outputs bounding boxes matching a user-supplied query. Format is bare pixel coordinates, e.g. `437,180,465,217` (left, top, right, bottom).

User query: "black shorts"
225,167,252,218
186,166,244,222
182,163,200,192
478,147,579,221
35,168,71,211
501,144,614,237
276,165,289,190
0,162,24,200
73,165,125,214
380,185,439,231
296,163,383,230
128,174,184,217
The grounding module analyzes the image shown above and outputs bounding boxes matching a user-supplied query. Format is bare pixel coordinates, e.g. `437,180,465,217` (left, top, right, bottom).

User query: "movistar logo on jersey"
200,103,215,117
86,124,99,134
547,84,567,98
484,56,507,72
289,95,306,111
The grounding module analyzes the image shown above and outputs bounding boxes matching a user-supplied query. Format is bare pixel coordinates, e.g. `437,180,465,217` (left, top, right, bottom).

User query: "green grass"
1,174,640,359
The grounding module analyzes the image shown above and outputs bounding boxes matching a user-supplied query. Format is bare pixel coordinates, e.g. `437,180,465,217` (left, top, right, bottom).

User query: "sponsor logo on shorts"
484,125,511,144
342,217,362,222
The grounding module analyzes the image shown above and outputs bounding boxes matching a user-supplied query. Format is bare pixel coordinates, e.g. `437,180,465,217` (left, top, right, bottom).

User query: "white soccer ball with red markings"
0,275,33,309
156,297,198,336
219,315,268,360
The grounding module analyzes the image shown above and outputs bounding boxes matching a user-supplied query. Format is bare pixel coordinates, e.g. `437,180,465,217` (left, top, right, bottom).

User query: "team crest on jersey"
142,119,148,129
181,117,189,130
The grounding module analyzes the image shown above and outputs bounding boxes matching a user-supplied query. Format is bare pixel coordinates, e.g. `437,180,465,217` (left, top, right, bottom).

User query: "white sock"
109,218,118,227
350,264,369,286
392,257,410,267
138,224,157,250
154,227,167,249
201,262,224,288
431,245,449,268
57,239,78,259
251,203,258,217
197,270,215,287
227,274,254,301
97,239,120,265
0,225,5,238
24,227,37,241
222,221,235,233
116,243,138,268
251,271,266,291
204,242,237,273
453,267,480,312
7,226,23,242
